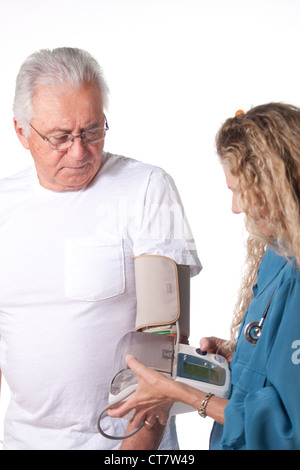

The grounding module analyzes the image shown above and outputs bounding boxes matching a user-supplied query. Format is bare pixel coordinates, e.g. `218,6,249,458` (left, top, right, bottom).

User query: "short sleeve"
132,168,201,277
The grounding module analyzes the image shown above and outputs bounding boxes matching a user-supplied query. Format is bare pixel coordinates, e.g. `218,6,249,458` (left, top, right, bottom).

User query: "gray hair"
13,47,110,135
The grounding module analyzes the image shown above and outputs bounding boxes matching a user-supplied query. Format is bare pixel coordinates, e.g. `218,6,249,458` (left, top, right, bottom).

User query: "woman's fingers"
125,354,153,376
200,336,233,364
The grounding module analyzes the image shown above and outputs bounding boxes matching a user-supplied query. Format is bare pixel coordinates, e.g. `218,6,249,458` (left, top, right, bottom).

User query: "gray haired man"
0,48,201,450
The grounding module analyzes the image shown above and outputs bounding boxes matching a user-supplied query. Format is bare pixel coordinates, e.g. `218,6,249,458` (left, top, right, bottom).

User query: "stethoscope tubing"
97,403,144,440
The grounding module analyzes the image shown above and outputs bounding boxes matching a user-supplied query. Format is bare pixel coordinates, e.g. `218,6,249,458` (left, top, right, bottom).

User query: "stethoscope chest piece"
244,321,262,345
243,289,276,346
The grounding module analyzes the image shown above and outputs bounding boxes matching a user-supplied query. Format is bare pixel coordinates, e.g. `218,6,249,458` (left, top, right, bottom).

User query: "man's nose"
67,135,87,159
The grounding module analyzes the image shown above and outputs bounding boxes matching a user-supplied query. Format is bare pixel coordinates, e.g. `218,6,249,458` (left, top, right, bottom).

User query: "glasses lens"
49,134,72,150
83,128,106,143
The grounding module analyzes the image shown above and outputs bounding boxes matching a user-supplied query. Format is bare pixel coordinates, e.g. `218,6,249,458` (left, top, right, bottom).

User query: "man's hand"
120,419,166,450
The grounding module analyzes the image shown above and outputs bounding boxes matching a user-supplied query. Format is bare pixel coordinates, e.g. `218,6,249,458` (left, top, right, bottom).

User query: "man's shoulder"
0,165,34,192
101,152,169,180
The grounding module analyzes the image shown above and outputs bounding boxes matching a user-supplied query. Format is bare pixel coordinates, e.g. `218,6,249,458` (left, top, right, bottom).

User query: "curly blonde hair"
216,103,300,344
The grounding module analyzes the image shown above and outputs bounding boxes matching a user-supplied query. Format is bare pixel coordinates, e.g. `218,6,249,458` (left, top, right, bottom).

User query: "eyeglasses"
29,116,109,151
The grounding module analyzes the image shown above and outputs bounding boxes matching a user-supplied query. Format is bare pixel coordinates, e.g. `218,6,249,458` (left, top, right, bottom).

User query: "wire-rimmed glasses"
29,116,109,151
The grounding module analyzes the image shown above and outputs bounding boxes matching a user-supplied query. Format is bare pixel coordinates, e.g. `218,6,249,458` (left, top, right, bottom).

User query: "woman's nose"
232,194,242,214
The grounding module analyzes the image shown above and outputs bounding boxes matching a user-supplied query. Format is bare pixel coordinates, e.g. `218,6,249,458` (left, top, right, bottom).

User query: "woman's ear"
14,118,30,150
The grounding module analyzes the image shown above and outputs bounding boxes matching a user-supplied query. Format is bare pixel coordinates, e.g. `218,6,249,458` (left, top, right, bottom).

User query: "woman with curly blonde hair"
108,103,300,450
218,103,300,344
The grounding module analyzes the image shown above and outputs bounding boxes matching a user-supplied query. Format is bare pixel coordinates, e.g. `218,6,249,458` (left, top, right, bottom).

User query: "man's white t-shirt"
0,152,201,450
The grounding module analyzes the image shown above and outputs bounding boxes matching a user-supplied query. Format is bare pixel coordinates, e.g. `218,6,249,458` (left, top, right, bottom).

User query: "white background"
0,0,299,450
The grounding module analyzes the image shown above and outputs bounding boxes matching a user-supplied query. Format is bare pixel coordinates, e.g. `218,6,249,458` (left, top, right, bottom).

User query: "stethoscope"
244,290,276,345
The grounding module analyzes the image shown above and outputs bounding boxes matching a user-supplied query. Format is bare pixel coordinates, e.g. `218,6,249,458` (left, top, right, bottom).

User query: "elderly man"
0,47,201,450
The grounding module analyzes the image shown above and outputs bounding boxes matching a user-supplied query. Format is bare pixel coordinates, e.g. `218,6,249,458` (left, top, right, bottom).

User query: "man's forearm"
120,421,165,450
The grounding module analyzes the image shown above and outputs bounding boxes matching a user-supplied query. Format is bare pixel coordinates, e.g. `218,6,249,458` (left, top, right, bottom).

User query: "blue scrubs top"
210,247,300,450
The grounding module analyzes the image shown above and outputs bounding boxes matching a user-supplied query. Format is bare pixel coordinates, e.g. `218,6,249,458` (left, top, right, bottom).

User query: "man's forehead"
31,83,104,130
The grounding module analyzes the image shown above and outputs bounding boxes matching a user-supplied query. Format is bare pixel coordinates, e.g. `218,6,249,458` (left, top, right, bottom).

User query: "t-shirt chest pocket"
65,238,125,301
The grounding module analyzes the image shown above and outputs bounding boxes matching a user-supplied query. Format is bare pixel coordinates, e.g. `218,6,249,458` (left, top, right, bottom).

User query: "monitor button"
196,348,207,356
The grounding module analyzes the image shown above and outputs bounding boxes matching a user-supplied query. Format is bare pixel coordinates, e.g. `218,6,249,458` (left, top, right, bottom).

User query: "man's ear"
14,118,30,150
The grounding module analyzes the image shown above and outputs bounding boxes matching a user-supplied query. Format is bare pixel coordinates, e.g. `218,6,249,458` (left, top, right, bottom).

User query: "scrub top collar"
254,245,289,296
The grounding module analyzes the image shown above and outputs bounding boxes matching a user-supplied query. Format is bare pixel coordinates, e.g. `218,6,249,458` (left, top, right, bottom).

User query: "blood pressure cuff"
134,255,190,338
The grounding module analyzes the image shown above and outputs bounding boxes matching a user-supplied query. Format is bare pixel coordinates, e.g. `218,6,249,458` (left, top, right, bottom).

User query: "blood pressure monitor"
97,332,230,439
107,332,230,417
172,343,229,414
97,255,231,439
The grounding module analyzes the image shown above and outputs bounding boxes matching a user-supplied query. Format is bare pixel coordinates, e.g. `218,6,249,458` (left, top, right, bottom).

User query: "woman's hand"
108,348,230,428
200,336,234,365
107,354,177,429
